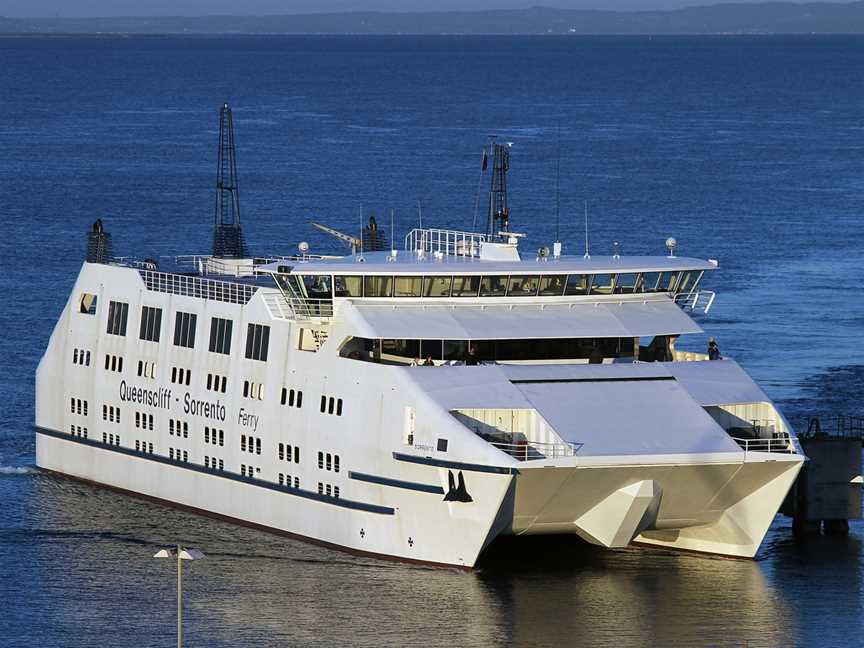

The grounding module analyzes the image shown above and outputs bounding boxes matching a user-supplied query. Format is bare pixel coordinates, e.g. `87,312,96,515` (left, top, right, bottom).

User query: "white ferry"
34,121,804,568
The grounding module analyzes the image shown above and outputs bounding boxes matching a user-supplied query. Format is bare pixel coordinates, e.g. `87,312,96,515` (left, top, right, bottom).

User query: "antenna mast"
213,103,247,258
487,138,511,236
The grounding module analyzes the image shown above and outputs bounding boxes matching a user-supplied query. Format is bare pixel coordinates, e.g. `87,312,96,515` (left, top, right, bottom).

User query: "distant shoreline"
7,3,864,35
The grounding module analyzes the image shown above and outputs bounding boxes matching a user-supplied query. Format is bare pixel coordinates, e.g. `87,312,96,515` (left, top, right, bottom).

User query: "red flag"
481,149,488,171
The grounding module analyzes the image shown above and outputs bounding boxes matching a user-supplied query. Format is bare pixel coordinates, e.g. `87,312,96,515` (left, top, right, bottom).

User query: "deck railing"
139,270,258,305
730,432,795,454
404,228,489,257
485,439,583,461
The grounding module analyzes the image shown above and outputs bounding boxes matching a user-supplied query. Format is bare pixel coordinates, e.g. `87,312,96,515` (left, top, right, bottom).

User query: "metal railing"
800,415,864,440
139,270,258,305
486,439,583,461
674,290,716,314
731,432,795,454
404,228,489,257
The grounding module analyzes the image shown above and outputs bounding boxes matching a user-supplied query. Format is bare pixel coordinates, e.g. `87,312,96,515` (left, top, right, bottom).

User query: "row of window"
322,270,702,298
279,473,300,488
204,427,225,447
241,464,260,478
319,395,344,416
104,354,123,373
169,419,190,438
69,424,88,438
70,398,88,416
204,455,225,471
72,348,91,366
241,435,262,455
171,367,192,386
317,482,341,498
169,448,189,462
103,404,121,423
278,443,300,463
135,440,155,454
102,432,121,446
106,301,267,363
138,360,156,379
317,452,341,472
243,380,264,400
135,412,154,431
207,373,227,393
281,388,303,408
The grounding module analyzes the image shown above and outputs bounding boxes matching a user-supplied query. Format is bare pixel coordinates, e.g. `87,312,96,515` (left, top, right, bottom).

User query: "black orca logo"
443,470,473,503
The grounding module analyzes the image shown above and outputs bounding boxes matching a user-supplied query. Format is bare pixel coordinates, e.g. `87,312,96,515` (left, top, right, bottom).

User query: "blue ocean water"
0,35,862,647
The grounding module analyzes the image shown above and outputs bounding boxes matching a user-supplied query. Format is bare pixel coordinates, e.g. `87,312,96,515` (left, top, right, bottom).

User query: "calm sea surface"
1,35,862,647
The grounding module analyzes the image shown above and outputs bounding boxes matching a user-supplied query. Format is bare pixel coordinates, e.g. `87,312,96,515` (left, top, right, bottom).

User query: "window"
171,367,191,386
333,275,362,297
479,275,507,297
169,419,188,438
243,380,264,400
209,317,233,355
106,300,129,336
363,276,392,298
281,388,303,408
139,306,163,342
320,394,343,416
137,360,156,378
589,274,615,295
207,373,227,393
173,311,197,348
245,324,270,362
394,276,422,297
423,276,451,297
72,348,92,366
507,275,540,297
564,274,590,296
452,276,481,297
79,293,98,315
615,273,639,294
539,275,566,296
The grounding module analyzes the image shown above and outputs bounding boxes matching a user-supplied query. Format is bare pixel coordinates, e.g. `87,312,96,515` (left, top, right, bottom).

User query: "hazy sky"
2,0,797,18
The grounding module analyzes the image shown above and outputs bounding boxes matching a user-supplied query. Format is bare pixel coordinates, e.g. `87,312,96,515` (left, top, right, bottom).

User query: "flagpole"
472,146,489,233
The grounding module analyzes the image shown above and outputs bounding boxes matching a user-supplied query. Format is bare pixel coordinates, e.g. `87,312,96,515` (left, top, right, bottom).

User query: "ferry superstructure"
35,226,805,568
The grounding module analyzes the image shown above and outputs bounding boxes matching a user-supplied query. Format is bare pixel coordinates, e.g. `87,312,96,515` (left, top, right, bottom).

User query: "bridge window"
479,275,507,296
452,276,481,297
423,276,451,297
507,275,539,296
564,274,590,295
394,276,423,297
334,275,362,297
173,311,197,349
363,275,393,298
615,273,639,293
590,274,615,295
299,275,332,299
139,306,163,343
538,275,566,296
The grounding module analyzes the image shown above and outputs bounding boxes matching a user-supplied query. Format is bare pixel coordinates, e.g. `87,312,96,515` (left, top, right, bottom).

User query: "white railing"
487,439,583,461
139,270,258,305
731,432,795,454
404,228,489,257
263,291,333,321
674,290,716,314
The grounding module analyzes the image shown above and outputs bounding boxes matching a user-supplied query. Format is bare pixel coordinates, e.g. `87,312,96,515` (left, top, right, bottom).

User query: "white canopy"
339,299,701,340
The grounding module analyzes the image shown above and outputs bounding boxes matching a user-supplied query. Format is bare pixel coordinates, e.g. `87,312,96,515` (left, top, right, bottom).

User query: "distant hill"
6,2,864,35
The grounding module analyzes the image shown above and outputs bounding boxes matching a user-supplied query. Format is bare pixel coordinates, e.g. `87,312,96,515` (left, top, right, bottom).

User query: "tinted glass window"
452,276,480,297
423,276,451,297
508,275,540,296
364,276,393,297
615,273,639,293
538,275,566,296
300,275,332,299
479,276,507,297
394,276,422,297
334,276,362,297
564,275,590,295
590,274,615,295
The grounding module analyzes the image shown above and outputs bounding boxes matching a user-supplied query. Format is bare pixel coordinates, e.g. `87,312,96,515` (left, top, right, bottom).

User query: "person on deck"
422,356,435,366
708,338,721,360
465,346,480,366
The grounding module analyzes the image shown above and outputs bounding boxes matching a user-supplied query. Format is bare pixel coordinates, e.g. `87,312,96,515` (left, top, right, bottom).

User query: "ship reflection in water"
22,472,863,647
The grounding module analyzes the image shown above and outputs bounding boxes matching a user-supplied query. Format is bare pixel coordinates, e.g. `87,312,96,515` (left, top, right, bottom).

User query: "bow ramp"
412,361,803,558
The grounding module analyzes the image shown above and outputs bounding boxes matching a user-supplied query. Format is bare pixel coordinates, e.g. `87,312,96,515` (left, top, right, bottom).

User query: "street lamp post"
154,545,205,648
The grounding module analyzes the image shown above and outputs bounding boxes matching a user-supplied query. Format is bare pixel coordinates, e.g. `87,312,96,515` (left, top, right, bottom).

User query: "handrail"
404,228,489,257
139,269,258,305
486,439,583,461
730,433,795,454
674,290,716,314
